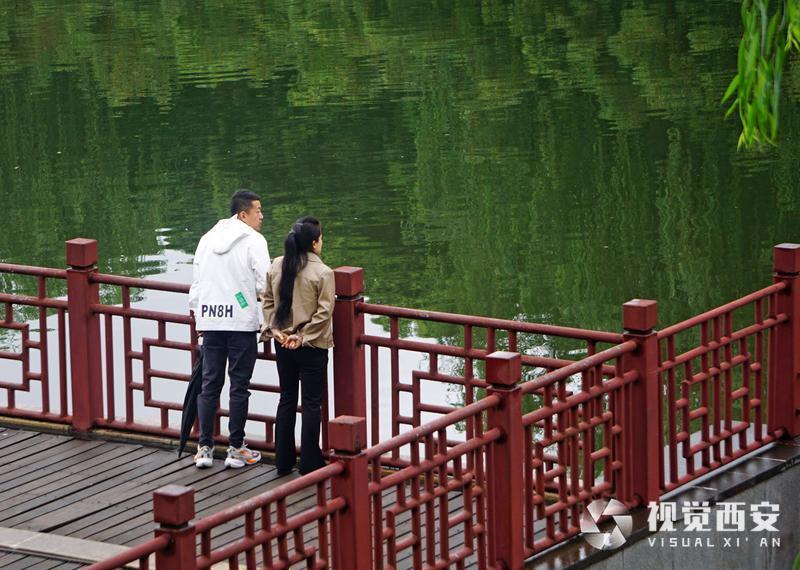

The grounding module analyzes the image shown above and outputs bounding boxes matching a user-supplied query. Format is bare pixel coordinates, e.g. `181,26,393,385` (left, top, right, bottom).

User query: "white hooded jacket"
188,216,270,332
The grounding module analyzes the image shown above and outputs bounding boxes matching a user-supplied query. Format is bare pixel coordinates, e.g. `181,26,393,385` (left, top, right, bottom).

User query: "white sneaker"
224,445,261,468
194,445,213,468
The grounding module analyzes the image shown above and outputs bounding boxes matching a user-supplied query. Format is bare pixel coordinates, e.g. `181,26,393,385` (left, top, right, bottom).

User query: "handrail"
366,394,501,459
0,263,67,279
92,272,190,293
358,301,624,343
659,313,787,371
0,293,68,309
522,371,637,426
91,302,193,324
359,333,618,376
658,281,785,338
373,427,503,492
520,340,637,395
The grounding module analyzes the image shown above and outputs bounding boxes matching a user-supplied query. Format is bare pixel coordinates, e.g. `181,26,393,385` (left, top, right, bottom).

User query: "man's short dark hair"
230,189,261,216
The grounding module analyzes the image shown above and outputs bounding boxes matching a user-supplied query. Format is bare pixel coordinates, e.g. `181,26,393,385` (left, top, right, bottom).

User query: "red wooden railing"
2,239,799,569
519,338,639,555
0,239,328,451
0,263,69,424
656,282,788,493
355,296,623,463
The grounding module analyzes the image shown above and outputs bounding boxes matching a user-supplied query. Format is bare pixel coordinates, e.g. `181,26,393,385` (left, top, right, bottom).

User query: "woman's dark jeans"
274,341,328,474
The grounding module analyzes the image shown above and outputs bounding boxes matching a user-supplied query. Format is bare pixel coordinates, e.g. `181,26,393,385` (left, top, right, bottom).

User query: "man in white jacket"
188,189,270,468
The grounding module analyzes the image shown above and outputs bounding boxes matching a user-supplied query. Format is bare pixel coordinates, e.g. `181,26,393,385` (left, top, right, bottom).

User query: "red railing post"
769,243,800,437
65,238,103,432
153,485,196,569
622,299,661,505
332,267,367,418
329,416,370,570
485,351,524,569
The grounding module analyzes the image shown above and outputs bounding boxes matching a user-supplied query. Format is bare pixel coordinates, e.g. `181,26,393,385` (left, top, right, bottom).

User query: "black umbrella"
178,348,203,457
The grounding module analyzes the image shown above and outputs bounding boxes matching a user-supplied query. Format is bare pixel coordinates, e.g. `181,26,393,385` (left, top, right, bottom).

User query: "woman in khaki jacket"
261,216,334,475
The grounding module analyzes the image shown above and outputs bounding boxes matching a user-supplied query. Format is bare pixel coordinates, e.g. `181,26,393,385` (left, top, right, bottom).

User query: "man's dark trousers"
197,331,257,448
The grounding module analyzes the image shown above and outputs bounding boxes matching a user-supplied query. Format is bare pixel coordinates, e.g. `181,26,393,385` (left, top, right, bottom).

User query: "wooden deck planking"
0,428,520,568
86,462,278,544
0,430,41,451
0,444,142,504
0,435,77,471
0,440,110,486
0,440,122,488
56,462,263,539
0,550,83,570
0,428,323,564
0,449,155,514
0,448,161,528
17,452,193,533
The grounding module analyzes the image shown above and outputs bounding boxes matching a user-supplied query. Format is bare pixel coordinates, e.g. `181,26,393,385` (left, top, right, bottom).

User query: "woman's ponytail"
274,217,322,329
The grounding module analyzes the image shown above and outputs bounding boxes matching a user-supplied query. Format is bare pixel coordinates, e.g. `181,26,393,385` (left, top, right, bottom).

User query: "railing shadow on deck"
1,239,798,569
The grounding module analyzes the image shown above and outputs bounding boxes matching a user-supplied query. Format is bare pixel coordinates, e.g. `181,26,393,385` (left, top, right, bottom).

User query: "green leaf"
766,12,779,55
738,35,747,71
722,75,740,103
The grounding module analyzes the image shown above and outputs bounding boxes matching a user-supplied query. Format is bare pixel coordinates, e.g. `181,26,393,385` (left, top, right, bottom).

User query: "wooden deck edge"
0,526,134,567
0,416,73,436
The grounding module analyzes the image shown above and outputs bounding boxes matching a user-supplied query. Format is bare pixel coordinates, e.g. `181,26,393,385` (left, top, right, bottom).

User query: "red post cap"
65,238,98,268
623,299,658,333
329,415,367,453
774,243,800,274
153,484,195,526
486,351,522,387
334,267,365,297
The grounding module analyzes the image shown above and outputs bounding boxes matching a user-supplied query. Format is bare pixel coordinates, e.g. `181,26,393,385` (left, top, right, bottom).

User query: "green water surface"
2,0,800,336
